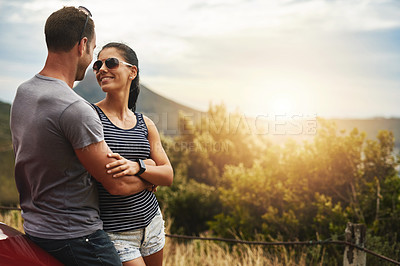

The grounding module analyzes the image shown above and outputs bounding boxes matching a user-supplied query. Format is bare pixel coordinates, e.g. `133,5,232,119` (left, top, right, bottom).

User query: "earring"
129,76,133,79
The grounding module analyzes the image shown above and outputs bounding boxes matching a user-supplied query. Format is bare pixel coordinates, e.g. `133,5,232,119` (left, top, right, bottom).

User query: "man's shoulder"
34,74,92,111
21,74,67,89
16,74,82,103
64,98,95,113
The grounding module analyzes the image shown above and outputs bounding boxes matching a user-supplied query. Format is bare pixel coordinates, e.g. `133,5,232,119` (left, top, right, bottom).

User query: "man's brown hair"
44,6,94,52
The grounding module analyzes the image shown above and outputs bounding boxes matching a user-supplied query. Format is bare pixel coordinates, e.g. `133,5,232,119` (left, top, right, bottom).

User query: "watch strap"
135,159,146,176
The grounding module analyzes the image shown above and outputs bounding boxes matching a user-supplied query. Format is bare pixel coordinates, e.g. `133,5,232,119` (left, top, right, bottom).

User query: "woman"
92,42,173,266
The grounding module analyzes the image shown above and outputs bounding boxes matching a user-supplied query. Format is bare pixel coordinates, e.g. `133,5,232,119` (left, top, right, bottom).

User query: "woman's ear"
130,65,138,79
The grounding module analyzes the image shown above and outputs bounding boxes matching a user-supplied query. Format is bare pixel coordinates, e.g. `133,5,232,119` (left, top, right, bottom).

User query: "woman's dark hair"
100,42,140,111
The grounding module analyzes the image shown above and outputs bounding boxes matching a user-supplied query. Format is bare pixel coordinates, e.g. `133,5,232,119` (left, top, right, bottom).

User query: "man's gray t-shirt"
10,74,104,239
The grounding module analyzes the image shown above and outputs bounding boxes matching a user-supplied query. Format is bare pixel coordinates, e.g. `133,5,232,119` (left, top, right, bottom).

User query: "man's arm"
74,140,152,196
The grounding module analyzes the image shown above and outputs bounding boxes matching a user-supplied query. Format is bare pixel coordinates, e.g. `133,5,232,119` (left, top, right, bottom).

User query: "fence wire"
165,234,400,265
1,206,399,265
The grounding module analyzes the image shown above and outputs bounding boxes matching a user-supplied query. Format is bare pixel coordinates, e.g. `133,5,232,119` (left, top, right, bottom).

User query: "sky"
0,0,400,118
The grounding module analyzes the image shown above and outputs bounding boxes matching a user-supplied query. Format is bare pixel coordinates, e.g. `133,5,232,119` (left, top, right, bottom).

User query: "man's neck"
39,51,78,88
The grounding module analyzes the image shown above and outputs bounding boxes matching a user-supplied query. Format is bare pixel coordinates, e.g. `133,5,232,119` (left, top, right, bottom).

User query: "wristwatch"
135,159,146,176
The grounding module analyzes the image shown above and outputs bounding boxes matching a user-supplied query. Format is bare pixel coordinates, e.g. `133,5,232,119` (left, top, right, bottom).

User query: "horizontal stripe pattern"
93,105,158,232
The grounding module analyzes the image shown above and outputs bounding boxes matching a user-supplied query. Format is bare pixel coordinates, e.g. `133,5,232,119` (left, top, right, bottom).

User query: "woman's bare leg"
143,248,163,266
123,257,146,266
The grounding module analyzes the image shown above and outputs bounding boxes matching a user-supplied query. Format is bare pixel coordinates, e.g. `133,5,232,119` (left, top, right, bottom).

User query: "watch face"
136,159,146,176
139,159,146,170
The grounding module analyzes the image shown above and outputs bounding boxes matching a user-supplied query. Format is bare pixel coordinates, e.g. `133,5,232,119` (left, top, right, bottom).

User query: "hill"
333,118,400,149
0,101,12,149
74,71,202,135
1,86,400,205
0,101,17,204
73,71,400,147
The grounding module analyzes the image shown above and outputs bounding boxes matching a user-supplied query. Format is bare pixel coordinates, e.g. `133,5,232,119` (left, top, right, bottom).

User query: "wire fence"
165,234,400,265
1,206,399,265
0,206,21,211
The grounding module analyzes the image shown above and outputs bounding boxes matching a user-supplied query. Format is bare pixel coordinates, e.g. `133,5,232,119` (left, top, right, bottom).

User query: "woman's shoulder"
136,113,158,134
140,114,154,125
133,112,152,125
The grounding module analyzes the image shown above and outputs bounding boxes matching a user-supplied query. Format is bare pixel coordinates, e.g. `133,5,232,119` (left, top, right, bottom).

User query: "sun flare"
271,97,293,114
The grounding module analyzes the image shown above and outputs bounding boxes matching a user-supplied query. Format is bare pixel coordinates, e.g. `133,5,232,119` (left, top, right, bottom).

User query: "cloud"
0,75,25,103
0,0,400,117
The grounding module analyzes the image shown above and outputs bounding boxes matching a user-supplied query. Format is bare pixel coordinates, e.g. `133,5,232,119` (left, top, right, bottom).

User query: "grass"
162,237,316,265
0,209,23,232
1,209,323,265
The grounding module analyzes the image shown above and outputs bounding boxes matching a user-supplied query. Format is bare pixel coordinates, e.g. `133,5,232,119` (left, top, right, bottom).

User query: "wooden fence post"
343,222,366,266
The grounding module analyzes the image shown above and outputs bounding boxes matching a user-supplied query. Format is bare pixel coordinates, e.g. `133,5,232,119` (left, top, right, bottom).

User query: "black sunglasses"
78,6,92,42
93,58,134,73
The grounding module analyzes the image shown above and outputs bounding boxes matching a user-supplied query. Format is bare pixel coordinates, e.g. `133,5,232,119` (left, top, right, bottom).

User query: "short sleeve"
60,100,104,149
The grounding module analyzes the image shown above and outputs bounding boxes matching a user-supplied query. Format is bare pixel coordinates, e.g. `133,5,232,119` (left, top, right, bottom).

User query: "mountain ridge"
74,71,201,135
73,72,400,148
2,71,400,147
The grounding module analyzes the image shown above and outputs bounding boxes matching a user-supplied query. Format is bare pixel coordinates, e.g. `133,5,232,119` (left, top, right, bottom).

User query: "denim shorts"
107,208,165,262
26,229,121,266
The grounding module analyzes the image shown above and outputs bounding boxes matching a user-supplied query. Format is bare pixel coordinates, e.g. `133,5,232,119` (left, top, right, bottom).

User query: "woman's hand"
106,153,140,178
147,184,158,193
105,154,158,192
142,179,157,192
105,153,157,178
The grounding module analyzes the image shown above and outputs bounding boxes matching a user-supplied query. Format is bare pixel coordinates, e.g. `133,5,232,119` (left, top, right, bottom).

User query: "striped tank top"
93,105,159,232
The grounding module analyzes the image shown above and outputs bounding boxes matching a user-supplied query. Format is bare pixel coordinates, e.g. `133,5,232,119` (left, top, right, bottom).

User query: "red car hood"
0,222,62,265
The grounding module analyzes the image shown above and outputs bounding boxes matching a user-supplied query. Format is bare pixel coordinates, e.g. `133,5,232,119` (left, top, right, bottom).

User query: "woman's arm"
141,116,174,186
105,116,174,186
75,140,153,196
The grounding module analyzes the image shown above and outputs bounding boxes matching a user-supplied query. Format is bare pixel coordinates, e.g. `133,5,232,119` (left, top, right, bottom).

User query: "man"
10,6,150,265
